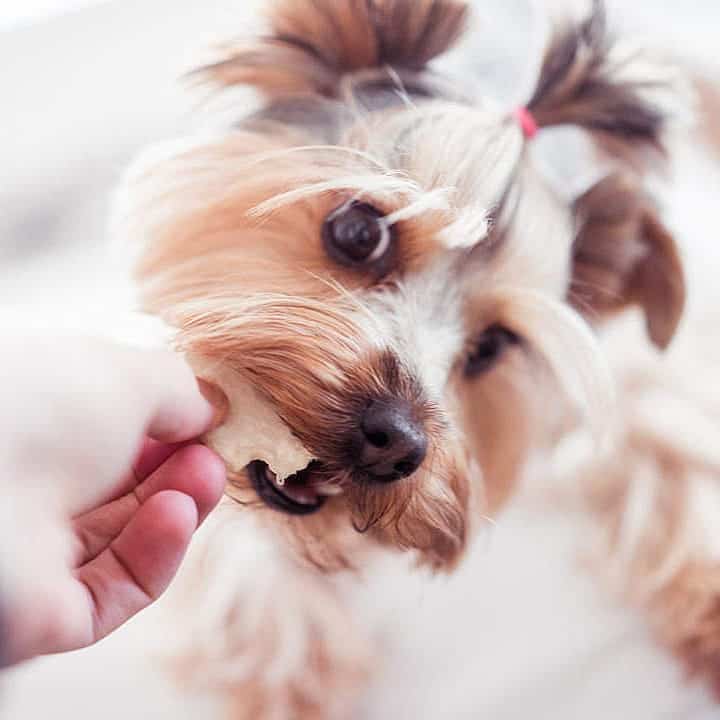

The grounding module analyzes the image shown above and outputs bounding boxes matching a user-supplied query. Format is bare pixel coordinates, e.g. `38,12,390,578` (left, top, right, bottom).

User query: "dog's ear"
196,0,469,99
570,172,685,349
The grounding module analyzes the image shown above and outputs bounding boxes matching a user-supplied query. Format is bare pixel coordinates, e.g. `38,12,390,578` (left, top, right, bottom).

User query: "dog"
110,0,720,716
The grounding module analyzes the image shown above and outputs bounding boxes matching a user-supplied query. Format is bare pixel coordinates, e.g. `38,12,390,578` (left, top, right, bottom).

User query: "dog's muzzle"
247,396,429,515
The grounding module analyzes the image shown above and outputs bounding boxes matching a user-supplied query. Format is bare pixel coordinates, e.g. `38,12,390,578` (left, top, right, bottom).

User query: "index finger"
58,342,214,514
121,347,214,443
0,336,215,518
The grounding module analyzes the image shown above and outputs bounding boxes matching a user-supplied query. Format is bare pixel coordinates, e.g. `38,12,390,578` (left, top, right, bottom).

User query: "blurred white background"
0,0,109,30
1,1,720,719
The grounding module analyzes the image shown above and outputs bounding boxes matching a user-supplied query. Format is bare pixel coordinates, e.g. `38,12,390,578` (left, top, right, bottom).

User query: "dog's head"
116,0,685,571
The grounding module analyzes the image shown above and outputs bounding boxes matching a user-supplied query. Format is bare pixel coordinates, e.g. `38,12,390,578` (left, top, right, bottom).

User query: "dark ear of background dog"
569,173,685,350
198,0,468,98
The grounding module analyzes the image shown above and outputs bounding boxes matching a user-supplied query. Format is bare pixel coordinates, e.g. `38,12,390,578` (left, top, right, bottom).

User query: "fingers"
124,348,214,443
197,379,229,431
75,490,198,645
133,438,188,480
8,447,225,660
134,444,226,520
0,338,226,662
74,444,225,564
97,438,187,504
56,343,214,515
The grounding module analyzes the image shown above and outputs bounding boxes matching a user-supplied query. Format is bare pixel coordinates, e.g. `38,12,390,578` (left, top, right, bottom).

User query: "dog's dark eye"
322,202,393,268
465,325,520,377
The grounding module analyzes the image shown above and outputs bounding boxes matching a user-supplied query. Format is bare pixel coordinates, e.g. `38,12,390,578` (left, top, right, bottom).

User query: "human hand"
0,337,226,667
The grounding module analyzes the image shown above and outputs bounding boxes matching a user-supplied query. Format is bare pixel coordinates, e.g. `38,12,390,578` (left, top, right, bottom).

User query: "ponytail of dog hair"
524,0,672,157
198,0,469,98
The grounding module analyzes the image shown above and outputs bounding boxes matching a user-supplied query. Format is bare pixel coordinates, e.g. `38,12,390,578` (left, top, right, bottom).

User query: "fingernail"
197,378,229,431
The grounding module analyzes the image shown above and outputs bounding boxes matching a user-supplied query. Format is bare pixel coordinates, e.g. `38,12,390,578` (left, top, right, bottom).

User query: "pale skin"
0,337,226,668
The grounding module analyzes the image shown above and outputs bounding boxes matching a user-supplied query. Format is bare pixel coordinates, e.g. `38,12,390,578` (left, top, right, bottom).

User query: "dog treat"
189,356,314,481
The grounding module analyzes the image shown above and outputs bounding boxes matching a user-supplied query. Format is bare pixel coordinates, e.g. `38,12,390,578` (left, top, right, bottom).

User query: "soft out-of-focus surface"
2,1,720,718
0,1,111,31
0,0,260,309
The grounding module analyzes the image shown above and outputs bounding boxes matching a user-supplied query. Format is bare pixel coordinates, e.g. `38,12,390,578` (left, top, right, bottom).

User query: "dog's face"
123,102,589,571
119,0,685,573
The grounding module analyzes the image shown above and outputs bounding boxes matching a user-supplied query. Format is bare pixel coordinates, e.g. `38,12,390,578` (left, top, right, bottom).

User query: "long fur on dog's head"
115,0,686,572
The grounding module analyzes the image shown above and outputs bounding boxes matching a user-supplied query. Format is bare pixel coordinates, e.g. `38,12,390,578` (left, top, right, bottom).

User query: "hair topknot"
527,0,676,155
198,0,469,99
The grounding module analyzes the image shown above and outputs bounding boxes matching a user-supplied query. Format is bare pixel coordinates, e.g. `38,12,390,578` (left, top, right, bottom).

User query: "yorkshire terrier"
111,0,720,716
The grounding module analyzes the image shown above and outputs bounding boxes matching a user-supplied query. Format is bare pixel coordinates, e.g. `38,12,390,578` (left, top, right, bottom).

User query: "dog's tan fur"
111,0,720,716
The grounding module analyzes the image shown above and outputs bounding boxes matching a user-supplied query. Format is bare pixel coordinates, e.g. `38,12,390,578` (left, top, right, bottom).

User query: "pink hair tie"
513,107,539,140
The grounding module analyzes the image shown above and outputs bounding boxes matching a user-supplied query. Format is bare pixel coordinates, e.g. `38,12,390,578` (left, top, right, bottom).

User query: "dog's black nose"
357,399,428,482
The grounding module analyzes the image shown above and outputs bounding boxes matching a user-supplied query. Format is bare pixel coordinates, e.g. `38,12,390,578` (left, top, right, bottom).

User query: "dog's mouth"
247,460,341,515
